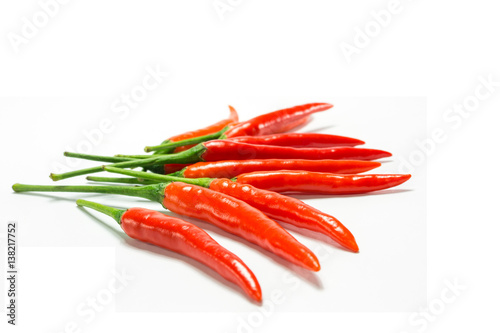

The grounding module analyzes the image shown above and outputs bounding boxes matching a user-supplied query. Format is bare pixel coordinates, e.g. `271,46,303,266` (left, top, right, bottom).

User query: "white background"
1,1,499,332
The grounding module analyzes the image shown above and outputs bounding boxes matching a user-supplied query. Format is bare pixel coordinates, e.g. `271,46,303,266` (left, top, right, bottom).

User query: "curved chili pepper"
227,133,364,148
92,167,360,252
76,199,261,301
170,105,239,143
234,171,412,194
12,183,320,271
153,106,239,154
172,159,381,179
222,103,333,138
50,141,391,181
145,103,332,152
172,106,239,153
208,179,359,252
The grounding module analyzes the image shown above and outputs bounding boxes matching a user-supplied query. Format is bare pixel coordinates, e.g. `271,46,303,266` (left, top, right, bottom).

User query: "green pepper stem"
144,127,227,153
167,170,184,177
115,154,155,159
104,166,213,188
76,199,126,224
65,152,134,163
86,176,158,185
12,183,166,203
153,140,175,155
49,144,206,181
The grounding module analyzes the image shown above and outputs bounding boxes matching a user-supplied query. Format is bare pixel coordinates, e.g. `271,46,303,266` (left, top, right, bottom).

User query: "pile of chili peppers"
12,102,411,302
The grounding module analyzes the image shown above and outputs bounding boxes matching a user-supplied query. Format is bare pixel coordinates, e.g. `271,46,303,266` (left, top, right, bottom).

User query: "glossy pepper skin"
208,179,359,252
222,103,333,138
174,159,381,178
12,182,320,272
235,171,411,194
170,106,239,153
95,167,359,252
77,200,261,302
121,208,261,301
170,116,312,153
161,182,320,272
227,133,365,148
272,115,310,133
200,140,391,161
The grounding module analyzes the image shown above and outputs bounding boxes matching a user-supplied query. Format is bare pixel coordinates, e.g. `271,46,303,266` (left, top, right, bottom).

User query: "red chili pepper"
227,133,365,148
145,103,332,153
200,140,391,161
92,167,360,252
172,159,381,178
76,199,261,301
13,183,320,271
50,141,391,181
222,103,333,138
234,171,412,194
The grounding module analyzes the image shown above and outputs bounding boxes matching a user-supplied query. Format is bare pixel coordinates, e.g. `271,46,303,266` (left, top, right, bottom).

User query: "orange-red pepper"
222,103,332,138
234,171,412,194
170,106,239,153
208,179,359,252
76,199,262,301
